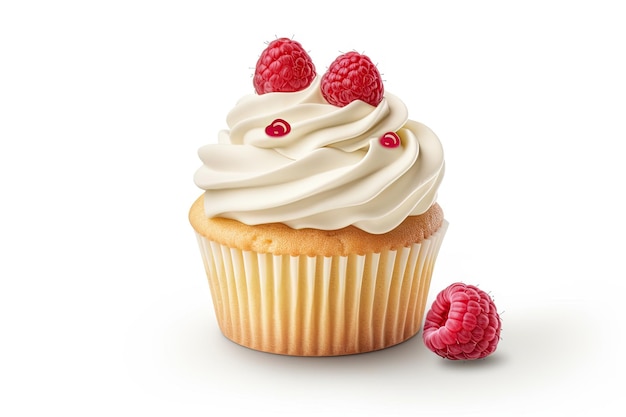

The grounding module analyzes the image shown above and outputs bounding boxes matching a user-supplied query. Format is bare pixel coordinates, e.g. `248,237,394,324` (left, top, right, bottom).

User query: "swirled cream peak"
194,76,444,234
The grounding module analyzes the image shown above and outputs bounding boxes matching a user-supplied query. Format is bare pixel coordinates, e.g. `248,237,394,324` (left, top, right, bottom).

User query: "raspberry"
320,51,384,107
423,283,502,360
253,38,316,94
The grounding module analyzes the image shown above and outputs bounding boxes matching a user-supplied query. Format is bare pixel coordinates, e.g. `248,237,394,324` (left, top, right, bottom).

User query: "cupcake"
189,38,447,356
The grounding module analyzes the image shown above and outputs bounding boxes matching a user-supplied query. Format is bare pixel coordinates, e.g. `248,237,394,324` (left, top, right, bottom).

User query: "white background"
1,1,625,416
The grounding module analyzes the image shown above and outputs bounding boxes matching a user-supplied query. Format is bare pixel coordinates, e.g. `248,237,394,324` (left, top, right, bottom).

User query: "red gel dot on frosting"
379,132,401,148
265,119,291,137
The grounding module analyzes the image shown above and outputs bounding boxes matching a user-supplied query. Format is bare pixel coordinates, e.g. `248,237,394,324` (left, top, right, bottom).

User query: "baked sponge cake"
189,38,447,356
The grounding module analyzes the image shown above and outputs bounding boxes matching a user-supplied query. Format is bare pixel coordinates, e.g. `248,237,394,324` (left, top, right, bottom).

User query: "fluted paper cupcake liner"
195,221,448,356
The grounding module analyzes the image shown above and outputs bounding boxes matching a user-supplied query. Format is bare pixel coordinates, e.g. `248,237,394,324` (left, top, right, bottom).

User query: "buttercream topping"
194,76,444,234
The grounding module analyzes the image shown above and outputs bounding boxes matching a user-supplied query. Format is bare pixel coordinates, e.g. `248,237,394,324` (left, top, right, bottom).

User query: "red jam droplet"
265,119,291,137
379,132,400,148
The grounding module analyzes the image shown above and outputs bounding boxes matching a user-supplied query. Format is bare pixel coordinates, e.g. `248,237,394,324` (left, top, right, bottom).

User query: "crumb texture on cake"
189,195,443,257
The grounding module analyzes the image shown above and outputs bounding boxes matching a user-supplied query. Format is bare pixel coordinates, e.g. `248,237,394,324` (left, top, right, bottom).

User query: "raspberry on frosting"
253,38,316,94
320,51,384,107
423,282,502,360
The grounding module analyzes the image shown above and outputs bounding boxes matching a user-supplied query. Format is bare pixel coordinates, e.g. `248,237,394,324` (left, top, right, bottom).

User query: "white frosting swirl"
194,77,444,234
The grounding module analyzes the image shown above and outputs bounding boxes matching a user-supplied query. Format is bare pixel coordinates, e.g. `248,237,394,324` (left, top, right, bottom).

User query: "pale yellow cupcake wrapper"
195,220,448,356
